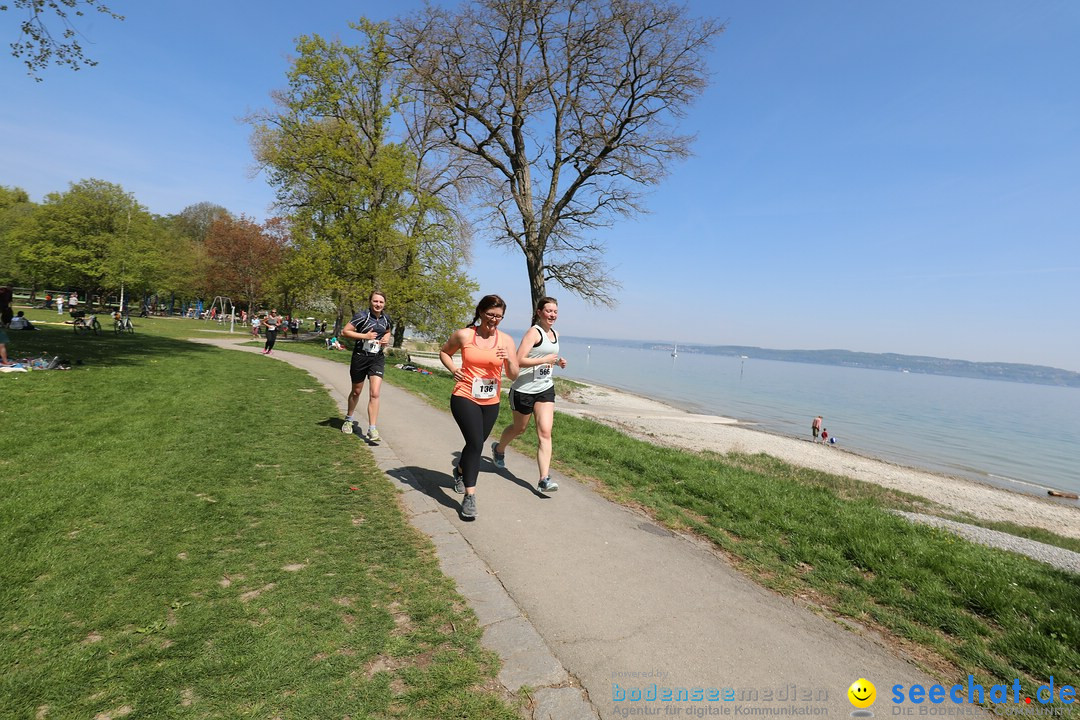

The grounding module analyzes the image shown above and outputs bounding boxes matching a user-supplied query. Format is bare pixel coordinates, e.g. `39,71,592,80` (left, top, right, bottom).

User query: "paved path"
200,340,975,720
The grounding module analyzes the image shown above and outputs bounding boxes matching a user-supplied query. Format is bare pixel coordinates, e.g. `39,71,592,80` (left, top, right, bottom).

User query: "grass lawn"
0,313,518,720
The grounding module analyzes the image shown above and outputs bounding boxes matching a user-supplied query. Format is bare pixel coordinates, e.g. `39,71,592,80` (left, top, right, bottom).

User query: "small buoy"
1047,490,1079,500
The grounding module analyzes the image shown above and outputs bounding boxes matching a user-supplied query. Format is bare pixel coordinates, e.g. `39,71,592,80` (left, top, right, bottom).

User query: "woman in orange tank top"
440,294,520,519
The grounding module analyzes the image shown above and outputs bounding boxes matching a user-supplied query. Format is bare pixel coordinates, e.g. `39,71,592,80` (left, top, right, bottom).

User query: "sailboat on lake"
671,343,678,358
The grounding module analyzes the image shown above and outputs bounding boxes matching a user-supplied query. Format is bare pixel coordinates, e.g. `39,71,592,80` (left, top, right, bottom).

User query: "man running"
340,291,392,443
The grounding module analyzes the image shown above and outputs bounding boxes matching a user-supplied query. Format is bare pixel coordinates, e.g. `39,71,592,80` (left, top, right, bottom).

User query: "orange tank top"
452,328,504,405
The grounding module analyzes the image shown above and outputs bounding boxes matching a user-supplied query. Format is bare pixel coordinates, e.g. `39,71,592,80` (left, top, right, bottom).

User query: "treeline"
0,182,273,313
0,177,473,342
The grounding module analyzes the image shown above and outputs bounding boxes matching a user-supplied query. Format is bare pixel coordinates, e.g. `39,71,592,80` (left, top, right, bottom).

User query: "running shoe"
461,494,477,518
367,427,381,443
538,476,559,492
452,464,465,494
340,419,353,434
491,441,505,469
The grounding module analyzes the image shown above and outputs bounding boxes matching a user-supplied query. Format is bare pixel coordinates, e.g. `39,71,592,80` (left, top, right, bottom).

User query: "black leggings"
264,328,278,352
450,395,500,489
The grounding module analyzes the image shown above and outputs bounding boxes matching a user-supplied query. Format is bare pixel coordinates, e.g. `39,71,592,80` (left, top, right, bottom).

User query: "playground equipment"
204,296,236,333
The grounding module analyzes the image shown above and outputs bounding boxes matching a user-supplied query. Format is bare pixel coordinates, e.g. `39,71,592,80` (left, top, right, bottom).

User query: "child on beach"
821,428,829,444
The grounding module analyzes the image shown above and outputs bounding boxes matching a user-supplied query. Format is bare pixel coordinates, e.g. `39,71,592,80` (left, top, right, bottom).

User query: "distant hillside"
572,337,1080,388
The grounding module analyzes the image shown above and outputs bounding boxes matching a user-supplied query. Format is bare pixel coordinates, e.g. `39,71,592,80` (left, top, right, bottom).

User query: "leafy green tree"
250,21,475,341
0,185,35,286
23,178,152,306
172,201,231,244
153,219,207,312
2,0,124,80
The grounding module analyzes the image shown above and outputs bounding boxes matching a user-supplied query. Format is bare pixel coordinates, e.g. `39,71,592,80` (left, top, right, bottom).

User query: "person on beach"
440,294,519,519
340,291,393,443
490,296,567,493
821,428,829,444
812,415,822,442
261,309,282,354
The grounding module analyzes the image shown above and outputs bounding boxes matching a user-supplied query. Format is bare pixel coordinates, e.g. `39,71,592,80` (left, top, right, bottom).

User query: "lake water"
549,337,1080,498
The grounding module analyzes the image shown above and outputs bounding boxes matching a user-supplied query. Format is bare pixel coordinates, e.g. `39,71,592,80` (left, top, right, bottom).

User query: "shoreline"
555,379,1080,540
564,376,1069,497
404,355,1080,539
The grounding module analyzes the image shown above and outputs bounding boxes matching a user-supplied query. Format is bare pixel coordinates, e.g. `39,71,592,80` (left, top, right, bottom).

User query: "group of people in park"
333,290,567,520
250,312,329,344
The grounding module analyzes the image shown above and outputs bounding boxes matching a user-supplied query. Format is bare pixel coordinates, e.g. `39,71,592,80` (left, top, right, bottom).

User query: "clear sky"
3,1,1078,371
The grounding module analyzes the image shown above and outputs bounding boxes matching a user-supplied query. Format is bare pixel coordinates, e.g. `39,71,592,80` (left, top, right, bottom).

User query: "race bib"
363,339,380,354
536,364,553,380
472,377,498,400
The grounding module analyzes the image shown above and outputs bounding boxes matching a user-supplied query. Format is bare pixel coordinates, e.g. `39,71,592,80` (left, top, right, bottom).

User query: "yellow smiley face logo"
848,678,876,709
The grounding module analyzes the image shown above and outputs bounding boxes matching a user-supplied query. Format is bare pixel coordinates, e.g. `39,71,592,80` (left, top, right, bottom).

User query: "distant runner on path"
340,291,392,443
440,294,519,519
490,296,567,493
261,309,282,355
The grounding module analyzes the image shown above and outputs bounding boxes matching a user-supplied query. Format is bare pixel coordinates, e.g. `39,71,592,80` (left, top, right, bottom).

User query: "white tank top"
511,325,559,394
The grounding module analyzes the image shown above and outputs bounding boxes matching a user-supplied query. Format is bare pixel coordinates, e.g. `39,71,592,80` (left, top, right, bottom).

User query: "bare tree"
391,0,722,307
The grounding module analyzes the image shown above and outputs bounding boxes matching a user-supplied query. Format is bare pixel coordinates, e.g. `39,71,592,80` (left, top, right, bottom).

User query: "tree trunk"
526,244,546,310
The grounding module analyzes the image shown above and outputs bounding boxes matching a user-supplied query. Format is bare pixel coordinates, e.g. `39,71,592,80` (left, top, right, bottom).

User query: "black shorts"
350,351,385,383
509,386,556,415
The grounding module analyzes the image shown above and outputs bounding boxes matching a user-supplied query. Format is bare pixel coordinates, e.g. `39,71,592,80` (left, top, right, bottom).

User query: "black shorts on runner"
509,386,556,415
350,351,385,383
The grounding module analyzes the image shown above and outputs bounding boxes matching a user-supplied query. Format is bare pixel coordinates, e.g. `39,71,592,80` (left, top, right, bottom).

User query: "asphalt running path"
199,340,979,720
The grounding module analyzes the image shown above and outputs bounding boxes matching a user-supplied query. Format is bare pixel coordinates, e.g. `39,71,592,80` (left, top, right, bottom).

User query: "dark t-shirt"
348,310,392,356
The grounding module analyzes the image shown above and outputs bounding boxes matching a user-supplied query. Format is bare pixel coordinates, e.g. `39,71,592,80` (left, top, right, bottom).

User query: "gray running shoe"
491,441,505,468
453,464,465,494
367,427,381,443
340,418,353,434
538,476,559,492
461,493,477,518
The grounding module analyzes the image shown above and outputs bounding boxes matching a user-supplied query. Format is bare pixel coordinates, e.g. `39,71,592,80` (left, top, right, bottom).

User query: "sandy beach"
405,353,1080,540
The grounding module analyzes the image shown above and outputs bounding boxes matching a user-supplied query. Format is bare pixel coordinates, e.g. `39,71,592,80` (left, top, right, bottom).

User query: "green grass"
24,318,1073,713
376,361,1079,712
0,321,518,720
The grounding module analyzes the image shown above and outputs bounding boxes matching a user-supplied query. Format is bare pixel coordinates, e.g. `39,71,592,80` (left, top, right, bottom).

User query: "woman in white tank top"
490,297,567,493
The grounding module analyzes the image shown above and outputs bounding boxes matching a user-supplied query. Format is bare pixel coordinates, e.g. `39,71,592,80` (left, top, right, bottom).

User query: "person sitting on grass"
326,336,344,351
9,311,36,330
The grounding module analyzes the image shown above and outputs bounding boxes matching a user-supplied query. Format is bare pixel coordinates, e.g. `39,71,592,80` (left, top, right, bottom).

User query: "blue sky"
3,1,1078,371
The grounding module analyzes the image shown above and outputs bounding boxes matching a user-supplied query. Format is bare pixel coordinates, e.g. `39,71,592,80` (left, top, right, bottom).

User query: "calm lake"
549,337,1080,498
